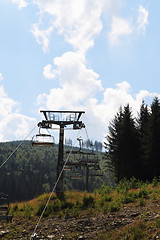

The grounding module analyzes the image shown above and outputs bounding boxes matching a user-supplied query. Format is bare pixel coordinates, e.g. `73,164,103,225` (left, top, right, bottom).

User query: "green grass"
9,178,160,220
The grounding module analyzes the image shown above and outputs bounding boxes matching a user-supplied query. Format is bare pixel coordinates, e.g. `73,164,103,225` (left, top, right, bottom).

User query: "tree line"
105,97,160,182
0,141,108,202
65,138,103,151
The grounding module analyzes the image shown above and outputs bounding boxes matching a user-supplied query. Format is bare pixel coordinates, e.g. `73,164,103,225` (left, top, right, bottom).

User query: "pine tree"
149,97,160,178
136,100,151,180
105,107,123,182
105,104,140,182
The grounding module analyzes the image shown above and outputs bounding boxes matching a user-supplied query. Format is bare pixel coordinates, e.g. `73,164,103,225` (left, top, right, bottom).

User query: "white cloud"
32,0,152,142
0,82,36,142
108,16,132,45
32,0,107,53
0,73,4,81
11,0,28,9
43,64,57,79
137,5,149,33
38,74,159,141
81,82,159,141
39,51,103,109
31,24,54,53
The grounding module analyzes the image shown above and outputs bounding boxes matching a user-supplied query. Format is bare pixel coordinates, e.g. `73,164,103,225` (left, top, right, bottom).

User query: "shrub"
116,178,143,194
100,196,112,207
116,179,130,193
138,187,149,199
108,201,120,212
121,192,137,204
82,195,95,209
12,203,18,212
139,197,145,206
152,177,159,187
96,185,113,195
129,177,142,189
35,203,45,216
24,204,32,219
61,201,74,210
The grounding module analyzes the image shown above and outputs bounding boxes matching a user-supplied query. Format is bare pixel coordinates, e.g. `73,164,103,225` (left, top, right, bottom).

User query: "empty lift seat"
0,193,12,223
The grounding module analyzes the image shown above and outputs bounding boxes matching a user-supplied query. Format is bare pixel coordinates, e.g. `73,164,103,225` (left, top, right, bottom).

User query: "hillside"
0,141,109,202
0,179,160,239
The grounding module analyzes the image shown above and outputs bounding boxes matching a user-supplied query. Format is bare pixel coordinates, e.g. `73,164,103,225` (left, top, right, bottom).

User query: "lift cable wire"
0,125,37,170
84,127,94,148
30,128,82,240
84,127,90,142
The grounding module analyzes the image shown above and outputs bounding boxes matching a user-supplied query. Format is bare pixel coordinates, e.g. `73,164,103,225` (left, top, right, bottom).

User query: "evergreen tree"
149,97,160,178
136,100,151,180
105,104,140,182
105,106,123,181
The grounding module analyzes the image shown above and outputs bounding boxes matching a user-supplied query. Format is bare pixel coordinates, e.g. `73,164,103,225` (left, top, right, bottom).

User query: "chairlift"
89,172,103,177
71,176,82,180
63,167,72,171
70,173,82,180
31,133,54,147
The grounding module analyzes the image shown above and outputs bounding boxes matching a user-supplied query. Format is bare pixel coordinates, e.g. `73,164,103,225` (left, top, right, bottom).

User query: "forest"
0,141,108,202
0,97,160,203
105,97,160,182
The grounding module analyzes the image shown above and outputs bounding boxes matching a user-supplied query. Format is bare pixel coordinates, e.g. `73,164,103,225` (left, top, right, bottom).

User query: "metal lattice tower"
37,110,85,194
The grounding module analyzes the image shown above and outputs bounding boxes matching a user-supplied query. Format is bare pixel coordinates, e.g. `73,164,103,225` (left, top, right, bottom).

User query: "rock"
47,235,55,239
0,230,9,236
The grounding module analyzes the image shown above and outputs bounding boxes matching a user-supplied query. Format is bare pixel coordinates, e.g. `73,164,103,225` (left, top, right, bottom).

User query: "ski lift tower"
37,110,85,195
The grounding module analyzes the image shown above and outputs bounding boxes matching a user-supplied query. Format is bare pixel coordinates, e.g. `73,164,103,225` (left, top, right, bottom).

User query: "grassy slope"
1,179,160,239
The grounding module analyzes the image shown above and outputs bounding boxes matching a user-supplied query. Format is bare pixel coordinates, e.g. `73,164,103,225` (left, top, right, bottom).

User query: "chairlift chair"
63,167,72,171
71,176,82,180
31,133,54,147
70,173,82,180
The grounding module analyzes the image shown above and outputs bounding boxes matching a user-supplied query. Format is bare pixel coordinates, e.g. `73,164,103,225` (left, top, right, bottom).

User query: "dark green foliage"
0,141,109,202
95,184,113,195
82,195,95,208
105,104,140,182
35,199,74,217
121,192,137,204
35,203,45,216
0,141,57,202
105,98,160,182
137,187,149,199
116,178,143,193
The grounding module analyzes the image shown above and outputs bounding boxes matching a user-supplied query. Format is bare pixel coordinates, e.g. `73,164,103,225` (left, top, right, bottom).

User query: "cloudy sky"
0,0,160,143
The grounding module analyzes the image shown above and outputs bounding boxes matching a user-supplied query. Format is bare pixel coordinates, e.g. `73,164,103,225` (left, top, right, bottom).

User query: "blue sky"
0,0,160,143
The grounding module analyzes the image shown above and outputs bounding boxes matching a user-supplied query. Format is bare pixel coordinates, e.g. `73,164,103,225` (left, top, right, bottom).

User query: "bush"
116,179,131,193
138,187,149,199
82,195,95,209
152,177,159,187
61,201,74,210
121,192,137,204
12,203,18,212
139,197,145,206
107,201,120,212
24,204,32,219
96,185,113,195
35,203,45,216
100,196,112,207
116,178,142,193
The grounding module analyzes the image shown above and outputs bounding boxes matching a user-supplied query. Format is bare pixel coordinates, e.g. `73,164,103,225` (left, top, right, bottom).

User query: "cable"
0,125,37,170
85,127,90,141
30,129,82,240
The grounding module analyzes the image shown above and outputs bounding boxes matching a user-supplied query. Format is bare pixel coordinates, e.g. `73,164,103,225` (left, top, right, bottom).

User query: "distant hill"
0,141,110,202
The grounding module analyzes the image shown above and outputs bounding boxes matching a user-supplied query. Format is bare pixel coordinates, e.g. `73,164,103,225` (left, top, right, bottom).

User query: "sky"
0,0,160,144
